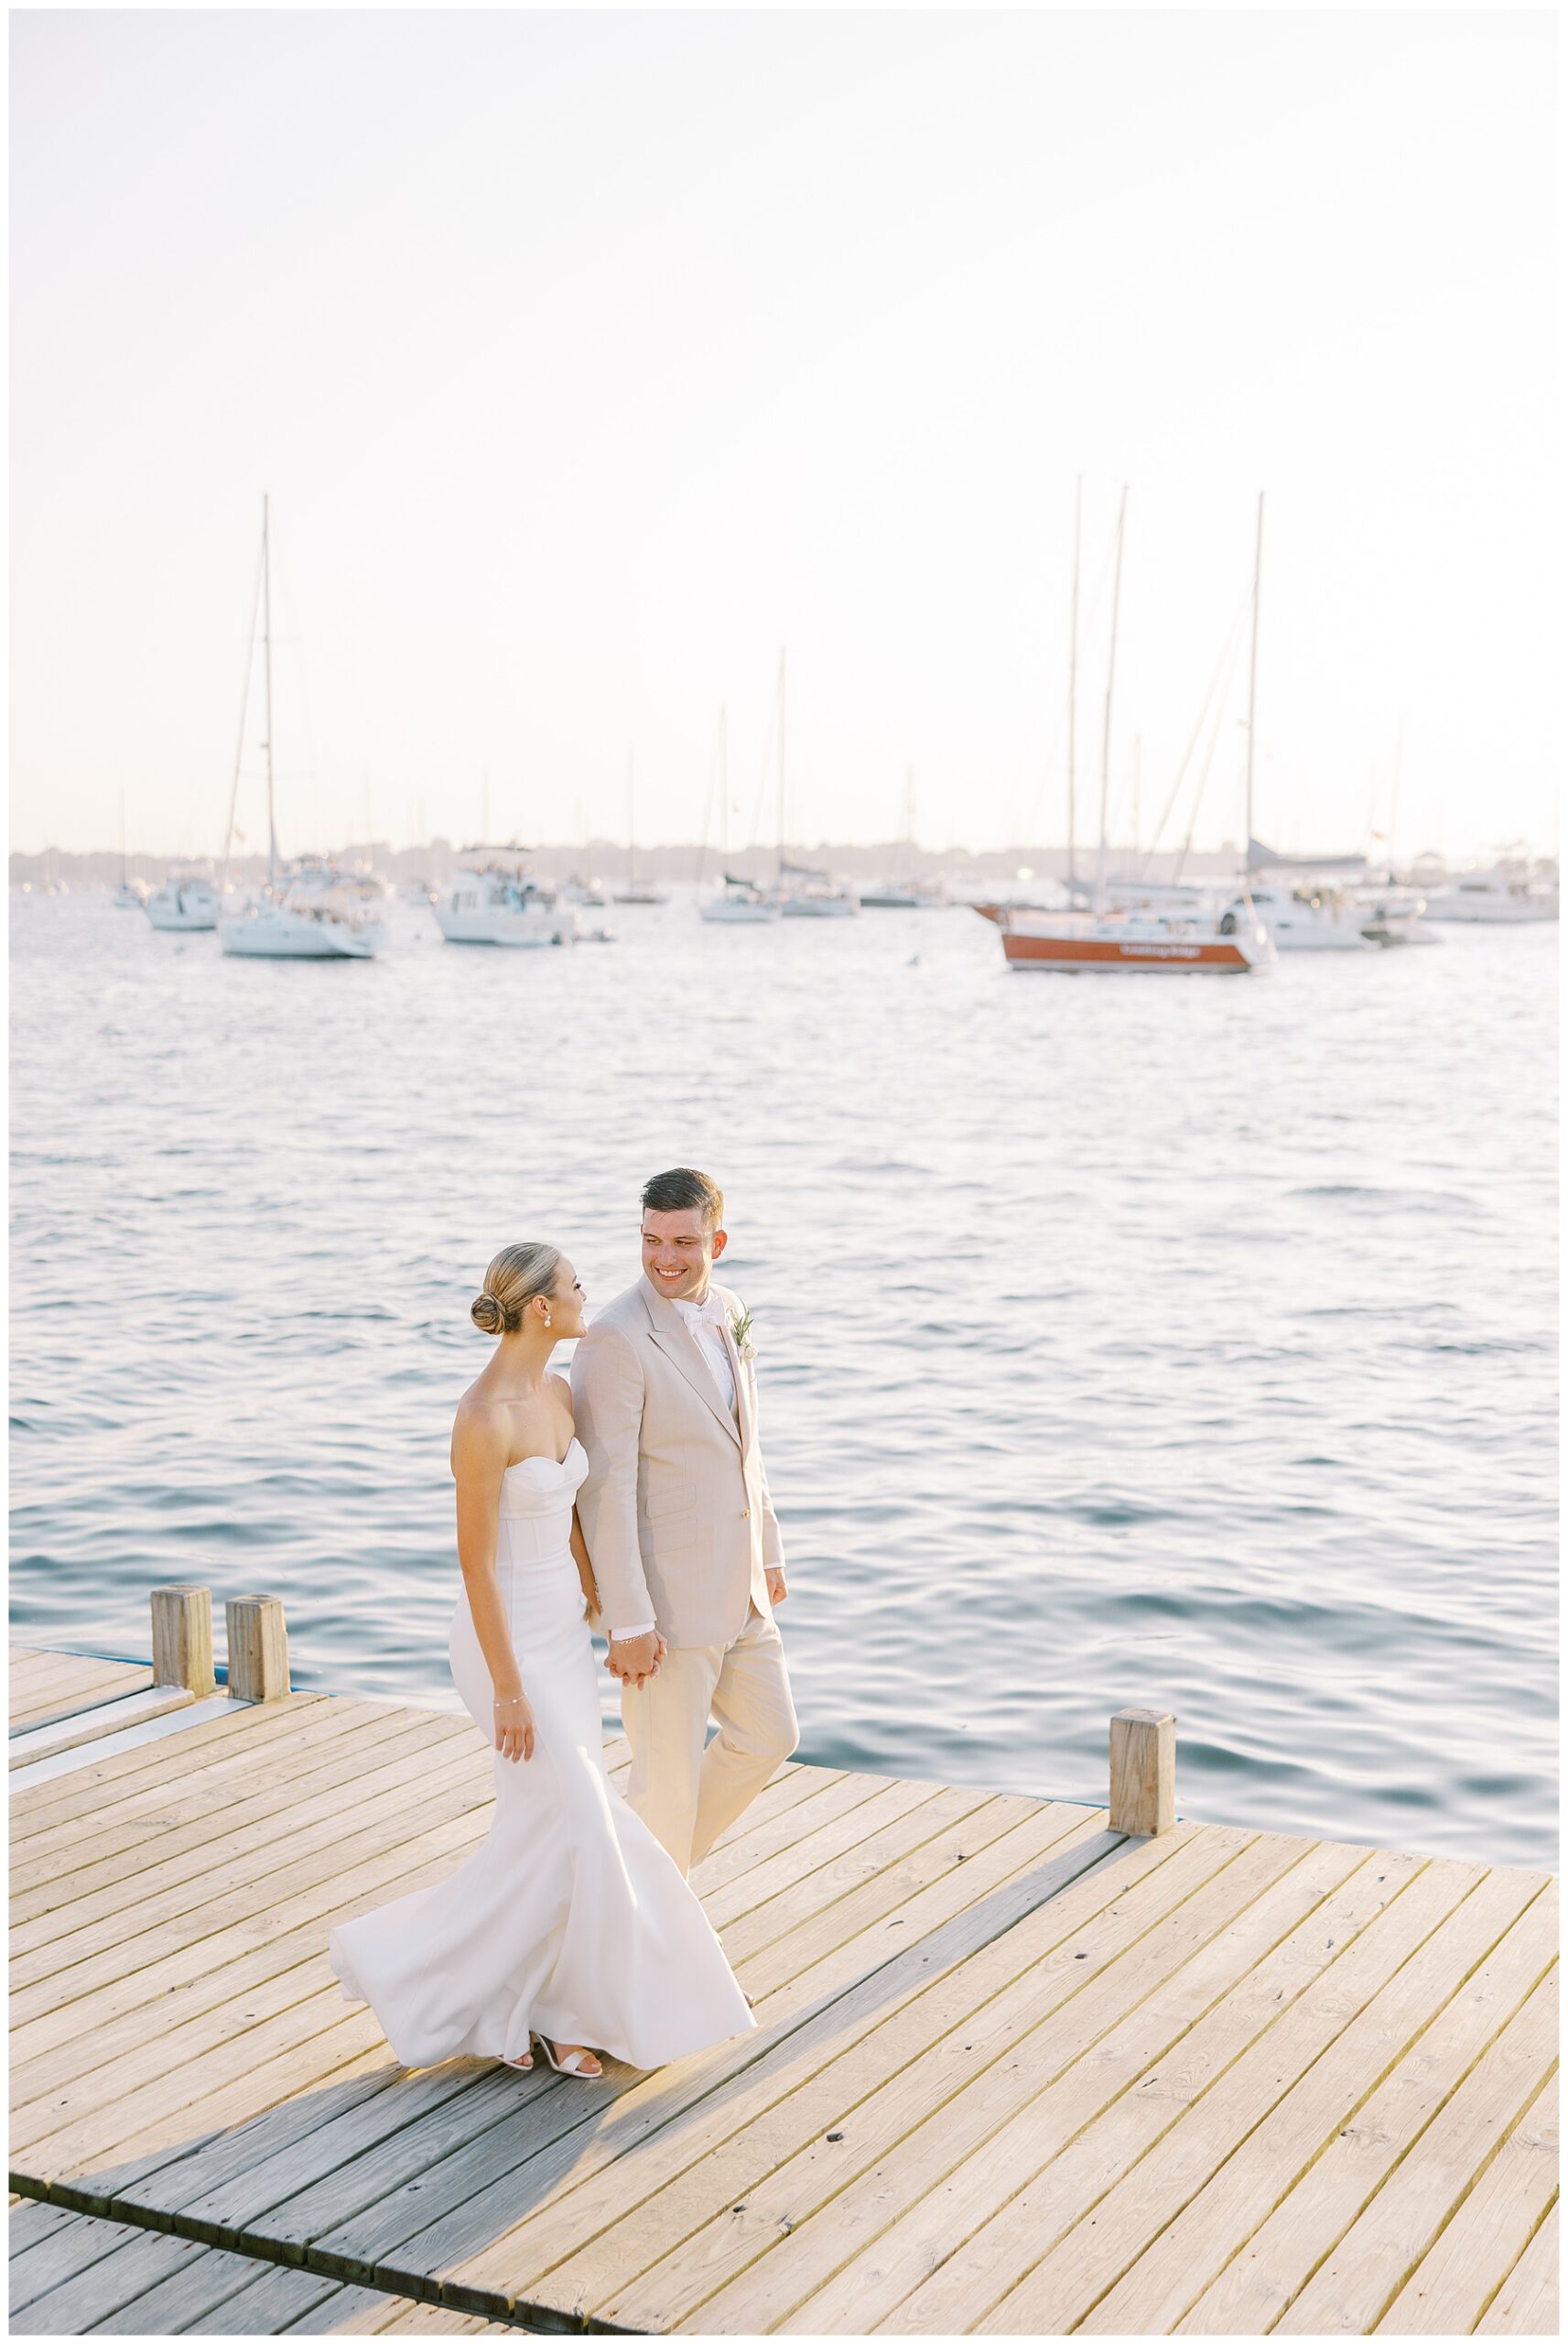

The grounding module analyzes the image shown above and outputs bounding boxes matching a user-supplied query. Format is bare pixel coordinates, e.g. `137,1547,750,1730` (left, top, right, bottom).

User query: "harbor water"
8,891,1557,1866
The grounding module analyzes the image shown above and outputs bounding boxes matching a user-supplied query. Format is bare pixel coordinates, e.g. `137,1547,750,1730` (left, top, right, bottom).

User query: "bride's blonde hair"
470,1242,562,1337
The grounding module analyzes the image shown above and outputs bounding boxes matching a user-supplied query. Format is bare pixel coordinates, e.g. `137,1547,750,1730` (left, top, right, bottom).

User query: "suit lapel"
642,1286,742,1447
721,1321,755,1452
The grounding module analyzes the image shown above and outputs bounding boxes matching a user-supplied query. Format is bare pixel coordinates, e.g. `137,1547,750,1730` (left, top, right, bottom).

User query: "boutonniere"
727,1307,756,1362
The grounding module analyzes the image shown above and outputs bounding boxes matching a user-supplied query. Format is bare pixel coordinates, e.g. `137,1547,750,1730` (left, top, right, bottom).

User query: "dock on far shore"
7,1586,1560,2337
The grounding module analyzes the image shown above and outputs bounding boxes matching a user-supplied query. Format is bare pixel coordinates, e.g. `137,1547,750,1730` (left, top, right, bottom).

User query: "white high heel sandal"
532,2031,602,2078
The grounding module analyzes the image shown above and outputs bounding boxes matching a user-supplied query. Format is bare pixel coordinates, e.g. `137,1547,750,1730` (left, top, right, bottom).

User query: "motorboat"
700,874,781,924
146,873,221,932
114,881,147,909
1424,866,1559,923
433,856,580,947
1221,883,1377,951
1357,884,1440,948
562,873,611,908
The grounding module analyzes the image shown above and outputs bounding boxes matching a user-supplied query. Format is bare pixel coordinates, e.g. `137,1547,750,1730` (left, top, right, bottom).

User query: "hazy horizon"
11,10,1559,863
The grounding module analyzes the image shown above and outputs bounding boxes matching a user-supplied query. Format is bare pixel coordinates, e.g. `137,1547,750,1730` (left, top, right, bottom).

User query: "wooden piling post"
225,1596,290,1702
1109,1706,1176,1836
149,1585,215,1697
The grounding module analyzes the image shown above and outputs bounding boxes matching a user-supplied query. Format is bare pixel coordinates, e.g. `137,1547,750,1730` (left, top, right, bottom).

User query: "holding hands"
606,1630,668,1689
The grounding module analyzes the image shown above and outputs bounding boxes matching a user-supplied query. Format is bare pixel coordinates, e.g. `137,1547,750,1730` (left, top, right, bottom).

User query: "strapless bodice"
497,1437,589,1517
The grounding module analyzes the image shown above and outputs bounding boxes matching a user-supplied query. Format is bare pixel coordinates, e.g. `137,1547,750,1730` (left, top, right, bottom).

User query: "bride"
329,1241,755,2078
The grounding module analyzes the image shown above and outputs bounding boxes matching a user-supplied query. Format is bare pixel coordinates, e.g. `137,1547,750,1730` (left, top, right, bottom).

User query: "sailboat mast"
1093,485,1128,917
777,648,787,880
1067,473,1081,893
261,494,278,877
119,793,127,887
719,707,729,865
1244,490,1264,873
627,748,635,890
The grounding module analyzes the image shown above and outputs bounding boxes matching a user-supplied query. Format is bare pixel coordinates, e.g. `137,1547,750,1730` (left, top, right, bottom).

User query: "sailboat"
218,498,388,960
997,487,1273,973
772,653,858,917
862,769,949,907
614,750,669,905
700,706,781,922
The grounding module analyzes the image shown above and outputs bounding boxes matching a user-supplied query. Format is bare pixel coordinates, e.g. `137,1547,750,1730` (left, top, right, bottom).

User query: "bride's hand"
493,1690,535,1763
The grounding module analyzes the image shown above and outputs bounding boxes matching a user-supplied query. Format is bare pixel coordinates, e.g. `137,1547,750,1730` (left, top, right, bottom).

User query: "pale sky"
9,6,1560,863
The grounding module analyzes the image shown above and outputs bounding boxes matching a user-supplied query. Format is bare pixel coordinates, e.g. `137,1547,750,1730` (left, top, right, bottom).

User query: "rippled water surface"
9,892,1558,1866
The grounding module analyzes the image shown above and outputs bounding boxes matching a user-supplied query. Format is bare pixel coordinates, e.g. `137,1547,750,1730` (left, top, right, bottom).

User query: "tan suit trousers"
621,1601,798,1876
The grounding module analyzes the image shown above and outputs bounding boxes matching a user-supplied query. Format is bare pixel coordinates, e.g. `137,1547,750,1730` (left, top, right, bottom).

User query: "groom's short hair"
642,1167,724,1229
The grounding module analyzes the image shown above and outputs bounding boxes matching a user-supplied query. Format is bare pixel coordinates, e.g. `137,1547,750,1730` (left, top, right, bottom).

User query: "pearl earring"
543,1313,552,1329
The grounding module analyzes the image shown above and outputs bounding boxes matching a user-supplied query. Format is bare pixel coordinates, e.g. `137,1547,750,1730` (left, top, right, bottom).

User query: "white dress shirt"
610,1288,737,1643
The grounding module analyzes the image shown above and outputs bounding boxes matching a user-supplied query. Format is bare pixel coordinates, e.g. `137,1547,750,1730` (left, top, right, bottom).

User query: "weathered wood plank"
1165,1883,1557,2336
621,1827,1306,2336
1378,2070,1557,2334
1275,1961,1559,2333
155,1803,1112,2269
307,1803,1109,2306
1476,2202,1560,2336
7,1694,332,1840
9,1703,464,1918
8,2222,210,2333
441,1818,1212,2324
789,1841,1413,2336
8,2206,145,2311
8,1683,196,1768
8,1655,156,1733
982,1861,1541,2335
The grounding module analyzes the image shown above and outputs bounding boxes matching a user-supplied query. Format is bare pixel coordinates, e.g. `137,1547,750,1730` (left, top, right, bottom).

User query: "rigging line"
1139,584,1251,874
694,707,723,890
1173,609,1249,884
1020,505,1123,843
746,688,778,856
219,537,266,886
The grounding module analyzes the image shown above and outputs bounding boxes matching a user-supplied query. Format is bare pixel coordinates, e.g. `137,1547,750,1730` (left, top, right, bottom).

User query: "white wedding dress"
329,1438,755,2070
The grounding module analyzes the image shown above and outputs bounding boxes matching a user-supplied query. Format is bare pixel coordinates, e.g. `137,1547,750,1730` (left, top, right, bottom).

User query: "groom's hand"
608,1631,660,1687
766,1567,788,1606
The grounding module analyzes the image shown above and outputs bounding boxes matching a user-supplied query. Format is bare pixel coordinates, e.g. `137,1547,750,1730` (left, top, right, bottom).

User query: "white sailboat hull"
781,891,860,918
433,905,577,947
700,895,781,924
220,905,384,959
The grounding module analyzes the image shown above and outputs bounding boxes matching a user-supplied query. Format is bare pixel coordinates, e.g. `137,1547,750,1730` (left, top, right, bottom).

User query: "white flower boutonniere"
728,1307,756,1362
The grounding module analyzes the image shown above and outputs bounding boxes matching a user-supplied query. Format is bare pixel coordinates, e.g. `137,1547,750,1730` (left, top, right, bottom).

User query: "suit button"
741,1510,751,1519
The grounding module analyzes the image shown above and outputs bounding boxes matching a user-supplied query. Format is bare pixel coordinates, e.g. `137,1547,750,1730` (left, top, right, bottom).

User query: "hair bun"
470,1291,506,1335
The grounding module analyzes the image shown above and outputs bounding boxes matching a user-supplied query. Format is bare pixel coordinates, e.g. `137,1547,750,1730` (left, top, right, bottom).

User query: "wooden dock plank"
781,1841,1413,2336
8,1683,194,1768
9,1643,1558,2338
10,1703,460,1918
618,1827,1308,2337
8,1651,155,1734
980,1862,1542,2336
1274,1962,1559,2333
1165,1885,1557,2335
5,2204,520,2336
150,1805,1114,2271
1378,2070,1558,2334
1476,2202,1560,2336
289,1791,1078,2295
451,1821,1240,2326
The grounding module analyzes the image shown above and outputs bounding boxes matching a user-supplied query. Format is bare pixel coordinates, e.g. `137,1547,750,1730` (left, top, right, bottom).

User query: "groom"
572,1167,798,1875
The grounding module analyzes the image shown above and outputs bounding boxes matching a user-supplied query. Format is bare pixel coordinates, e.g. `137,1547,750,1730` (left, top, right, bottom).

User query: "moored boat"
146,873,221,931
1000,905,1275,973
433,854,579,947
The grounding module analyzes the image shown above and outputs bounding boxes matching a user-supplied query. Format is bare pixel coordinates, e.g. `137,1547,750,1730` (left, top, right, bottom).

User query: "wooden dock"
8,1593,1559,2336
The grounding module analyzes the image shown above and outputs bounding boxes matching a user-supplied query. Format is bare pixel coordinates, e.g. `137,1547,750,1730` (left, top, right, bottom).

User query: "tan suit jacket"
571,1276,784,1650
